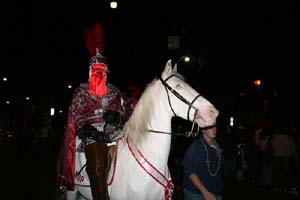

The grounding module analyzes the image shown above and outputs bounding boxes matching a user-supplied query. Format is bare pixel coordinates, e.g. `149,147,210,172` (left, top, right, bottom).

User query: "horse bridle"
155,75,216,137
159,75,200,121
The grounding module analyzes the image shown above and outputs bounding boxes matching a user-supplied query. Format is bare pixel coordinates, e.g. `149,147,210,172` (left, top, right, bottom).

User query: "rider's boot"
85,142,108,200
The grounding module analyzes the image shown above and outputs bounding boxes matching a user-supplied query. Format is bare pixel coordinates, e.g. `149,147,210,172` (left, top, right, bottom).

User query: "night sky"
1,1,300,114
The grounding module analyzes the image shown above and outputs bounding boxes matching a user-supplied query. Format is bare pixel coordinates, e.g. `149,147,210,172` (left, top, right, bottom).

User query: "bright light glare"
184,56,190,62
110,1,118,9
254,79,261,86
50,108,55,116
230,117,234,127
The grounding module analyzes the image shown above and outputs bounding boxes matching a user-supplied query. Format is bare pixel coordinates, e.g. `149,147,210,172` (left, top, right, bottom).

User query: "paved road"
1,142,298,200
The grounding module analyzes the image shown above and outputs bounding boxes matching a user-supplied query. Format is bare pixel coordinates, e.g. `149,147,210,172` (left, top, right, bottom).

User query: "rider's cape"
56,82,131,191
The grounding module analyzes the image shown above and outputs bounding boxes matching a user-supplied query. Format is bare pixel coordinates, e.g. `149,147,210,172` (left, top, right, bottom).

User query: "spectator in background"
288,122,300,195
245,123,261,184
127,84,142,109
13,104,36,157
272,127,297,193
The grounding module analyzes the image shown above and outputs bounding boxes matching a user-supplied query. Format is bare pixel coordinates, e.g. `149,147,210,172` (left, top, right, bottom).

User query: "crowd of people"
231,118,300,194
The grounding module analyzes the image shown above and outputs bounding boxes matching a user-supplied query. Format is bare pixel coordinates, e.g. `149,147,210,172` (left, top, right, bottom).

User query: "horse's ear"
173,63,177,72
162,59,173,78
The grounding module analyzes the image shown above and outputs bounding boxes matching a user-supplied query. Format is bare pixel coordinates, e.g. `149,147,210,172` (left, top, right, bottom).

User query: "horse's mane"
123,77,159,146
123,71,184,147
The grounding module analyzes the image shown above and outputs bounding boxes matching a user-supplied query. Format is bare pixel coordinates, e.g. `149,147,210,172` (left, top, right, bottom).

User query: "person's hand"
78,124,100,140
103,110,121,125
203,190,216,200
78,123,112,143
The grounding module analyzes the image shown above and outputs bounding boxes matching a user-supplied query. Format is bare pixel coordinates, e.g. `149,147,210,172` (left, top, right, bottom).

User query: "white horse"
66,59,219,200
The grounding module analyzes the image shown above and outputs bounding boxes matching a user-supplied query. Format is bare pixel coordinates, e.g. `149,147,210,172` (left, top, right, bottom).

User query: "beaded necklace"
200,138,222,177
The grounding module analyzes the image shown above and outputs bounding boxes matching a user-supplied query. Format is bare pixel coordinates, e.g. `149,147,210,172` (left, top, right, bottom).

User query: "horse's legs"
85,142,108,200
66,190,78,200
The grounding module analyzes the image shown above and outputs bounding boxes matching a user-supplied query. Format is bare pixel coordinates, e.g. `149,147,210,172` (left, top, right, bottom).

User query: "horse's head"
160,59,219,129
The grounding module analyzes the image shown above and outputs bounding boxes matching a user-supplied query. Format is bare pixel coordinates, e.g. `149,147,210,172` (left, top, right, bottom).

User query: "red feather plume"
83,22,105,56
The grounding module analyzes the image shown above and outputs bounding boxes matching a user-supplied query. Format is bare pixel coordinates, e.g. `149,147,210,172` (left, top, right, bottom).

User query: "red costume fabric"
89,64,108,96
57,82,131,191
128,84,143,108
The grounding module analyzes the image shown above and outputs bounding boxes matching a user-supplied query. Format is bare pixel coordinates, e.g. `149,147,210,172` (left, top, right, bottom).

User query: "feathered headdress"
83,22,108,96
83,22,105,55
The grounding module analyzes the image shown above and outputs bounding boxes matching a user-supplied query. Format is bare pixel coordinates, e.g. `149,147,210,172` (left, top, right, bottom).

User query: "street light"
254,79,261,86
110,1,118,9
254,79,262,90
184,56,190,62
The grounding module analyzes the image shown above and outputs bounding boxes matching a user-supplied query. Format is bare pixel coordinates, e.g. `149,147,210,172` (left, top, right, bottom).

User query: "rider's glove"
78,123,111,143
103,110,121,125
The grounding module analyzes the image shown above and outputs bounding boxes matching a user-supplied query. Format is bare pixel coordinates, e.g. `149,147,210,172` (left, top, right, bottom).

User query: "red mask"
89,64,108,96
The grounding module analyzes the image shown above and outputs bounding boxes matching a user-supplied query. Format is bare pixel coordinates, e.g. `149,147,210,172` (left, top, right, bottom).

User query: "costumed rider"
57,22,132,200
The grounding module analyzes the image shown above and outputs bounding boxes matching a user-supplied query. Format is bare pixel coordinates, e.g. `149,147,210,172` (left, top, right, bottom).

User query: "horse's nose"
210,107,219,118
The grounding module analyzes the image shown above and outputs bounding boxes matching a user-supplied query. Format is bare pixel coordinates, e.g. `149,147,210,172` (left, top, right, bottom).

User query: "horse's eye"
176,84,182,89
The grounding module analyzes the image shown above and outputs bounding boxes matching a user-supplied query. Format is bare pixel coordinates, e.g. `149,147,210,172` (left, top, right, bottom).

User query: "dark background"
1,1,300,120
